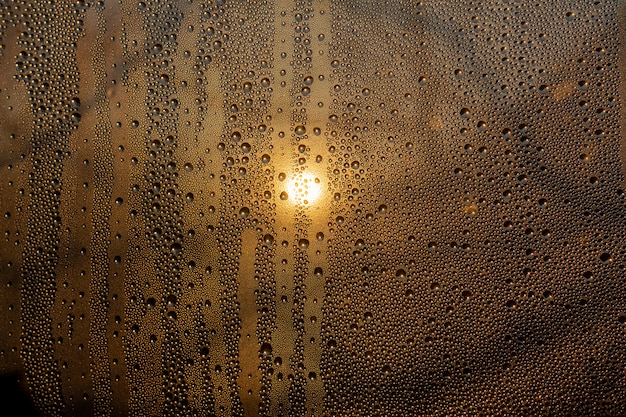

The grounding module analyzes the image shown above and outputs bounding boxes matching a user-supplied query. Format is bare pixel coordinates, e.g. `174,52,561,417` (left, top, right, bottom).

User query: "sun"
286,172,322,206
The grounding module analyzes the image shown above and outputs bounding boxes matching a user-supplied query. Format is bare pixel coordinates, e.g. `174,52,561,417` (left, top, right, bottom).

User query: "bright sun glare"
286,172,322,206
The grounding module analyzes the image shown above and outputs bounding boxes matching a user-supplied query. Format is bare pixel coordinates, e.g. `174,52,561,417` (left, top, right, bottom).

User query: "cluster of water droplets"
0,0,625,416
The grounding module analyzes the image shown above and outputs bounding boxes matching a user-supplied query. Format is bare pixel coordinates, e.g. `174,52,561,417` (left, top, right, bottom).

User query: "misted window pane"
1,0,626,416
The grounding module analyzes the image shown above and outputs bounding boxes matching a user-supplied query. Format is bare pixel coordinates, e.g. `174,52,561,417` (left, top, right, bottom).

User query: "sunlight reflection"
285,172,322,206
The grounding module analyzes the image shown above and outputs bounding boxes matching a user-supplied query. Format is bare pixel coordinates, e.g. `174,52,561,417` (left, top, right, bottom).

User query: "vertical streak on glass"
141,0,188,414
17,0,85,414
102,0,131,413
53,6,96,414
286,0,311,413
289,221,309,417
0,23,31,378
174,0,220,414
619,0,626,187
214,0,277,415
283,1,326,415
301,2,331,413
214,2,246,410
270,2,296,415
121,8,165,415
89,4,114,415
186,0,228,411
255,228,278,416
237,229,262,415
120,0,187,413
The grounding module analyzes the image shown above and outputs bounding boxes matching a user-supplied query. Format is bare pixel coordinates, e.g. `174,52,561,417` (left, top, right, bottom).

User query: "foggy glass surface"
1,0,626,416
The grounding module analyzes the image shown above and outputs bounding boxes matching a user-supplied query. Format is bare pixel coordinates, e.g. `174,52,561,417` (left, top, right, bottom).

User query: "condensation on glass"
1,0,626,416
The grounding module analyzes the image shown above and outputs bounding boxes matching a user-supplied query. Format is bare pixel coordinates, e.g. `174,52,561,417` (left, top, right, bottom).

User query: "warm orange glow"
286,172,322,206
